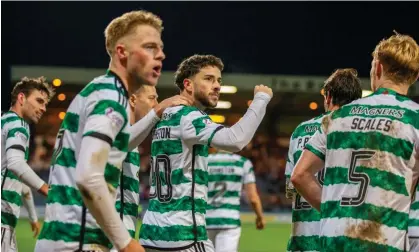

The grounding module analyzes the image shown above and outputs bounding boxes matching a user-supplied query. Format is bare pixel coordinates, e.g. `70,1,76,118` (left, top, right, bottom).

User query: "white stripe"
208,181,242,192
49,164,76,187
122,215,137,232
140,239,193,249
150,181,207,201
208,197,239,206
115,189,139,205
322,183,410,214
208,166,245,176
142,210,205,227
409,226,419,236
291,221,320,237
320,217,406,251
206,209,240,219
35,239,109,252
1,199,20,217
351,94,419,111
410,209,419,220
44,203,100,229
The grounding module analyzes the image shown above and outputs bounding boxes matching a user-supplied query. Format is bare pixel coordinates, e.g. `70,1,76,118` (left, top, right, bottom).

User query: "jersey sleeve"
305,126,326,161
181,110,224,146
285,134,296,199
4,122,29,154
242,159,256,184
83,91,129,146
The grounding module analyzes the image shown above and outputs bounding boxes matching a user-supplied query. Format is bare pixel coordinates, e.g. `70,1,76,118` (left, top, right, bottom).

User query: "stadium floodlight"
59,112,66,120
53,79,62,87
215,101,232,109
309,102,318,110
362,90,373,97
209,114,226,123
220,86,238,94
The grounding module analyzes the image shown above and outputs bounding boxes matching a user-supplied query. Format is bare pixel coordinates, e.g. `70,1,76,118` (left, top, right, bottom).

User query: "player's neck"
9,105,24,119
108,60,130,95
377,81,409,96
180,91,205,110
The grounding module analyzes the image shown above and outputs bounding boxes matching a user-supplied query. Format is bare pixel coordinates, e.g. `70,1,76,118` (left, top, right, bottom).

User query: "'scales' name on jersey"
351,118,392,132
350,106,405,119
153,127,171,140
211,167,235,174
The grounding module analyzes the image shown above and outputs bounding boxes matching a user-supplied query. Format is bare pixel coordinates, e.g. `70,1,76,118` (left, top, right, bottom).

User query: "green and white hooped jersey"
115,149,140,238
37,70,130,251
139,105,224,250
205,152,255,229
1,111,30,229
306,88,419,252
409,182,419,241
285,113,327,252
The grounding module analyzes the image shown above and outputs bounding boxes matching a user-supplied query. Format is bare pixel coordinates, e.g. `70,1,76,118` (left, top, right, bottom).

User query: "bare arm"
244,183,265,229
291,150,324,211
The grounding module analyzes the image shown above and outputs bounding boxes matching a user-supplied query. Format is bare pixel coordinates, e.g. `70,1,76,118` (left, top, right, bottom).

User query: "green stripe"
61,112,79,133
209,174,241,182
88,99,128,129
1,211,18,228
1,190,22,207
38,221,111,248
47,184,82,206
148,197,206,214
152,139,183,156
409,218,419,227
125,152,140,166
320,235,403,252
1,116,21,128
324,166,408,196
5,171,20,181
206,217,241,226
113,132,129,152
208,161,245,167
54,148,77,168
321,200,408,230
305,144,325,161
192,115,210,135
7,127,29,140
292,208,321,222
411,201,419,210
373,88,414,102
140,224,207,242
116,201,138,217
291,122,321,139
293,150,302,164
195,144,209,157
327,131,413,160
155,169,207,187
208,190,239,198
79,83,118,97
207,203,240,211
104,163,121,189
287,235,320,252
121,175,139,194
331,104,419,129
156,106,197,128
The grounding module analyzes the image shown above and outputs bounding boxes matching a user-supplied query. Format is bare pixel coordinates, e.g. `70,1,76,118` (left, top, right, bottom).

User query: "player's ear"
115,43,128,61
17,92,26,106
129,94,137,109
183,79,193,92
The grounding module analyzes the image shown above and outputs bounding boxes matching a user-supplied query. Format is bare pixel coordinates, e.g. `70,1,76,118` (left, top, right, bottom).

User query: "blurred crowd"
30,131,292,212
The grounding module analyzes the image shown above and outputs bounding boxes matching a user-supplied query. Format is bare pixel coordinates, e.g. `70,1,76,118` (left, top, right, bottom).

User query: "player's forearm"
249,195,264,219
211,93,271,152
75,136,132,250
6,149,46,192
128,109,160,151
291,172,322,211
22,185,38,222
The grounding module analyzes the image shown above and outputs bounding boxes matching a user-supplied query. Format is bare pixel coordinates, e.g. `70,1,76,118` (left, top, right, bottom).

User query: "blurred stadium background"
2,1,419,251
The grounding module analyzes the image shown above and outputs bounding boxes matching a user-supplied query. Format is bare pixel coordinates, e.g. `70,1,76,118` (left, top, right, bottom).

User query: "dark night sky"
2,1,419,107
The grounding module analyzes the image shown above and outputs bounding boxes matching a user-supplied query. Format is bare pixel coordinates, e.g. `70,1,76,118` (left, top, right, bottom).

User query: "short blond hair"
104,10,163,56
373,32,419,85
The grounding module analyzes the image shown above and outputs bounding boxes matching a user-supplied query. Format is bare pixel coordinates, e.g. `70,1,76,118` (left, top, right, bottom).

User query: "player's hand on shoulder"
254,84,273,98
120,239,145,252
154,95,193,117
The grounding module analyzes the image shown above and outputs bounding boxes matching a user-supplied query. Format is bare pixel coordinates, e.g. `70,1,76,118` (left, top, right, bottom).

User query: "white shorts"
145,240,214,252
34,240,110,252
207,228,241,252
1,226,17,252
410,237,419,252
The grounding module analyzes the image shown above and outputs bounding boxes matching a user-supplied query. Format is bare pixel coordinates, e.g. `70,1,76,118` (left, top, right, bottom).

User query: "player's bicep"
181,111,224,146
83,99,128,145
5,127,29,153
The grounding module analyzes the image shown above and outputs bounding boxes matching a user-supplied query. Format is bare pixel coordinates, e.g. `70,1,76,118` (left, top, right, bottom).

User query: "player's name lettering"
153,127,171,140
350,106,405,119
211,167,235,174
351,118,392,132
297,136,310,149
304,125,319,133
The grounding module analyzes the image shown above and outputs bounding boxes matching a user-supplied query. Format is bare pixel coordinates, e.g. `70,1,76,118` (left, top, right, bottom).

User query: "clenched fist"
254,85,273,98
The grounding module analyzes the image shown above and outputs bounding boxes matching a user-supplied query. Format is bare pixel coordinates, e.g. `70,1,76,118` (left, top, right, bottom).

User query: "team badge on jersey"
105,108,124,129
15,131,28,142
